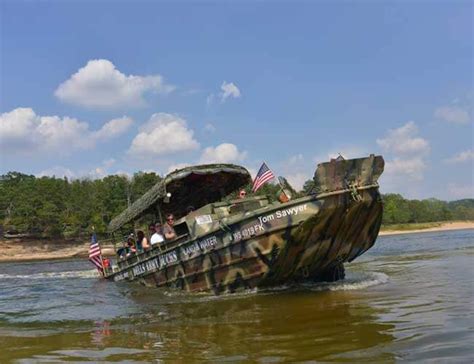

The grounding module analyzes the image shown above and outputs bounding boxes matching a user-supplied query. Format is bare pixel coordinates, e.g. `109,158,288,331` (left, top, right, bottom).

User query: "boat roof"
107,164,251,232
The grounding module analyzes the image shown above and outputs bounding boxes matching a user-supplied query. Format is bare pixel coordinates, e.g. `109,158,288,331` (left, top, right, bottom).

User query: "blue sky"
0,1,472,200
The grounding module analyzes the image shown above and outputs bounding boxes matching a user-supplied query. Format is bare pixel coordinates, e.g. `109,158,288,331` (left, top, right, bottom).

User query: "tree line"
0,172,161,238
0,171,472,239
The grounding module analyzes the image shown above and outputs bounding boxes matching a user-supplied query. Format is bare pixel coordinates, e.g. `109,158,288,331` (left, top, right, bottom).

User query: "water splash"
305,271,389,292
159,271,389,303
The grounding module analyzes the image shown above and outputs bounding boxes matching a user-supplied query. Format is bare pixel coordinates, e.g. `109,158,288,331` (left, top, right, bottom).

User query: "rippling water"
1,229,473,363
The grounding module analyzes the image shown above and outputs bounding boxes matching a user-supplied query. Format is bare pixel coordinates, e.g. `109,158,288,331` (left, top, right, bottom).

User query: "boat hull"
108,186,383,294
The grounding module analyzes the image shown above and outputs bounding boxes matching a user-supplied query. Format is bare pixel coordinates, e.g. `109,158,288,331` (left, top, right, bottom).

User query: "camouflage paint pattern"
107,155,384,295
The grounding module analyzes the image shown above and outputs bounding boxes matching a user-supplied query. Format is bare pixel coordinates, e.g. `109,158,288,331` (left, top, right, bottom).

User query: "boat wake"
0,269,100,280
255,271,389,295
304,271,389,292
179,271,390,302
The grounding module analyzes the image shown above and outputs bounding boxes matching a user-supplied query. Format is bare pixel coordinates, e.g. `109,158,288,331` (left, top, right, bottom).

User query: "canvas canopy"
107,164,251,232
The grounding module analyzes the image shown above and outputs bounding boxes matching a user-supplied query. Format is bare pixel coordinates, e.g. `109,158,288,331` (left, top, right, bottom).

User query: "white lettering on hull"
234,204,308,242
115,204,309,279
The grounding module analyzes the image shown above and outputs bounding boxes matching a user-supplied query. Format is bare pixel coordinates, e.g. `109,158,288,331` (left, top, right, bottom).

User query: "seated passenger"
126,237,136,256
238,189,247,199
117,246,128,260
163,213,177,241
150,222,164,246
136,230,149,251
103,258,111,272
148,223,155,240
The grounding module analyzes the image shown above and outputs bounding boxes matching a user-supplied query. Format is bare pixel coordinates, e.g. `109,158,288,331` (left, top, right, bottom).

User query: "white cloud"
102,158,116,169
246,166,258,180
87,158,119,179
276,154,312,191
199,143,247,164
204,123,216,133
286,172,310,191
55,59,174,109
112,170,133,179
206,81,241,106
288,154,304,165
37,166,76,179
444,149,474,164
0,107,132,155
0,107,37,148
128,113,199,157
447,183,474,199
376,121,430,182
220,81,241,102
376,121,430,155
93,116,133,141
88,167,108,179
384,157,426,181
0,107,90,152
36,158,118,180
434,106,470,124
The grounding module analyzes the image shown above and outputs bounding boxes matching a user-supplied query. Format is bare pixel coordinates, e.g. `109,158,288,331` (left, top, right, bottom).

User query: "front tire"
314,263,345,283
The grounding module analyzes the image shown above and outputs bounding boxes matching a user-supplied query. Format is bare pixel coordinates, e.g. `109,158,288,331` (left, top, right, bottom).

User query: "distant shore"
0,221,473,263
0,240,115,263
379,221,474,236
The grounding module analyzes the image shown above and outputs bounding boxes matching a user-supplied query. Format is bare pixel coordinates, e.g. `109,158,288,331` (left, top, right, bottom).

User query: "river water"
0,229,473,363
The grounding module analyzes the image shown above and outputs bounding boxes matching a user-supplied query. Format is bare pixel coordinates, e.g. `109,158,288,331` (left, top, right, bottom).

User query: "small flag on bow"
89,232,103,273
252,162,275,192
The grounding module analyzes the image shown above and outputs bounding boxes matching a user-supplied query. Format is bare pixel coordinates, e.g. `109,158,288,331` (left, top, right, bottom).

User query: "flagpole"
263,160,278,184
262,161,285,191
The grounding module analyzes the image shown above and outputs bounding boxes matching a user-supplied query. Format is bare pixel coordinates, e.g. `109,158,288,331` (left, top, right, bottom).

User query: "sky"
0,1,472,200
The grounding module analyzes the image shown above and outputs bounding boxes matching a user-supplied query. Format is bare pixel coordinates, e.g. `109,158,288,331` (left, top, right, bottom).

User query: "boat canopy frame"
107,164,251,233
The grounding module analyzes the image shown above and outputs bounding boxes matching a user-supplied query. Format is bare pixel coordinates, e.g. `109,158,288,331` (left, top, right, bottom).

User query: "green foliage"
302,179,316,195
0,171,472,238
382,194,411,224
0,171,161,238
381,194,471,225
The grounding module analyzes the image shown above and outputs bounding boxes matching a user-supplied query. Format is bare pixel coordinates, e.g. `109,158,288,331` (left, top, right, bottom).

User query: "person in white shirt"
150,222,164,246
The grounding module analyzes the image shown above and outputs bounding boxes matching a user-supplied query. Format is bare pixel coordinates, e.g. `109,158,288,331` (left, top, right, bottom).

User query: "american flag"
89,233,103,271
252,162,275,192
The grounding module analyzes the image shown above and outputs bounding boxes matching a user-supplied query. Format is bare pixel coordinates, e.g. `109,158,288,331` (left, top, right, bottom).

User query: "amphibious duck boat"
104,155,384,294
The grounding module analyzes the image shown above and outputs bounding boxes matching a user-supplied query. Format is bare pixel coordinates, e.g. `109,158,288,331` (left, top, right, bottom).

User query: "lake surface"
1,229,473,363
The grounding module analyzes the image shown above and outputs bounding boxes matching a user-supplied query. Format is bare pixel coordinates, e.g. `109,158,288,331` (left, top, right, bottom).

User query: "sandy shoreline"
0,240,115,263
379,221,474,236
0,221,473,263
